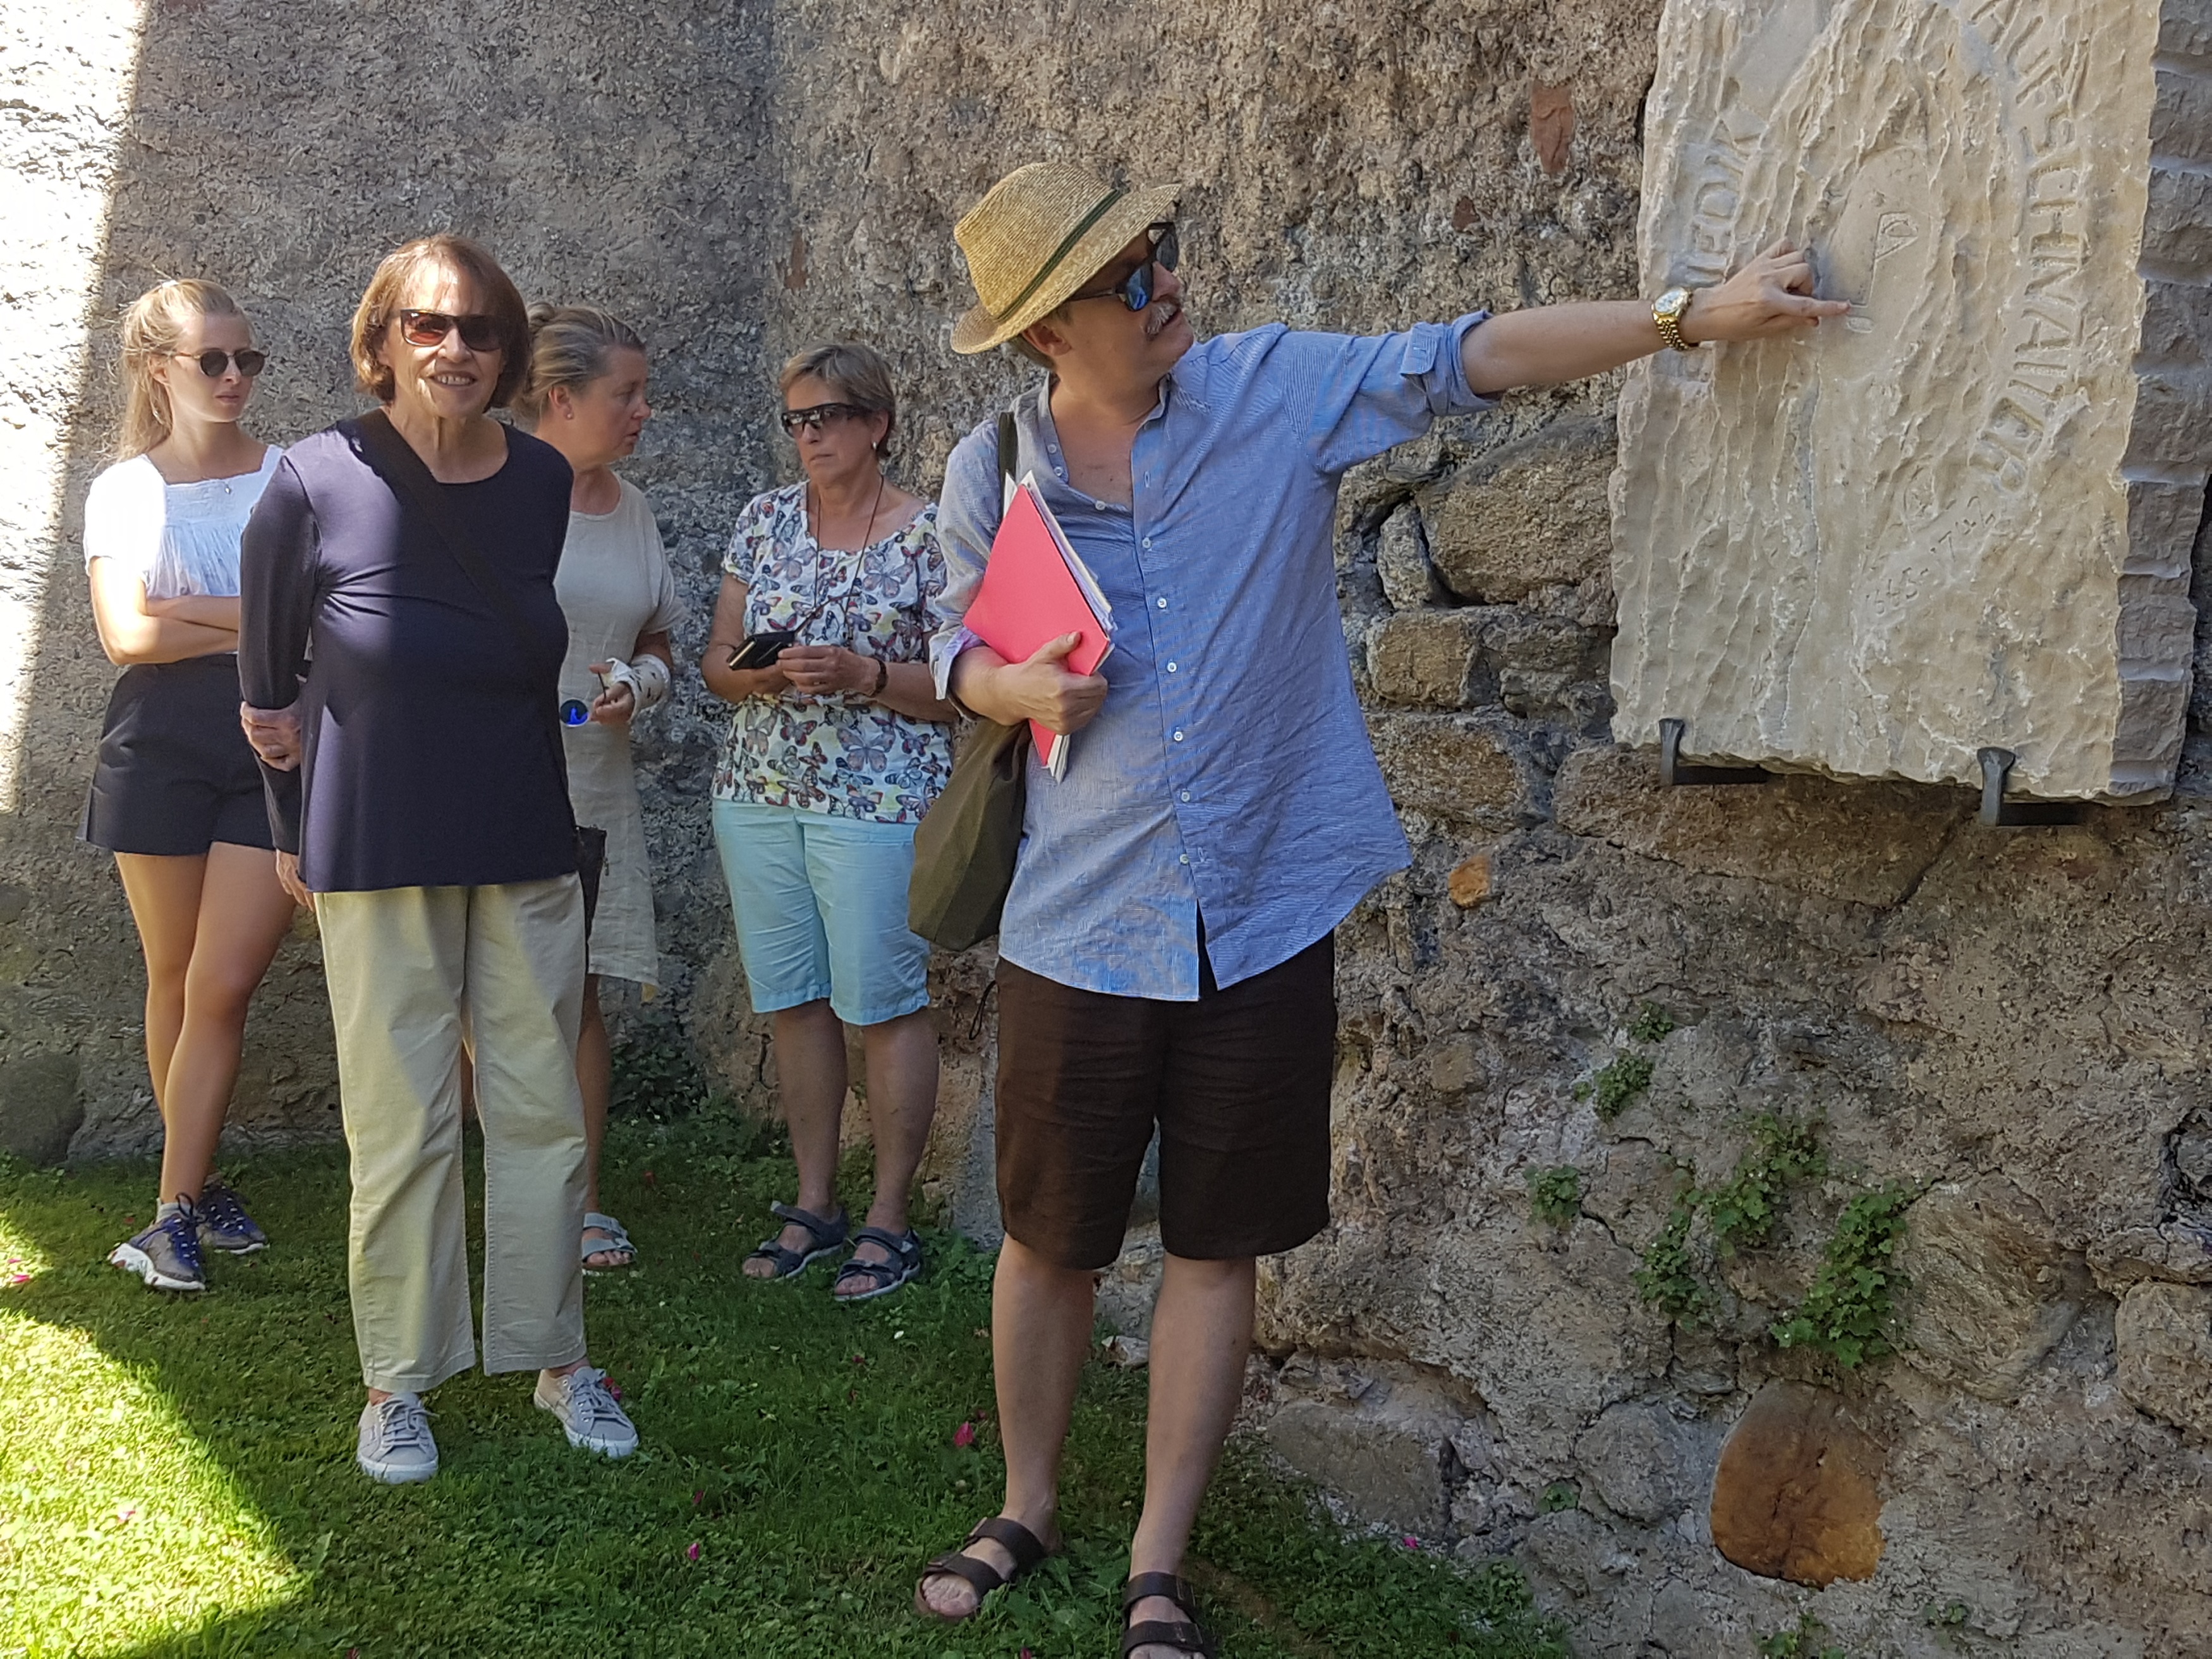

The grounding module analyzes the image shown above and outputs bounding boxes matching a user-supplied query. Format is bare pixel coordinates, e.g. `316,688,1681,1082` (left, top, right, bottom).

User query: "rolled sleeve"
1299,311,1497,475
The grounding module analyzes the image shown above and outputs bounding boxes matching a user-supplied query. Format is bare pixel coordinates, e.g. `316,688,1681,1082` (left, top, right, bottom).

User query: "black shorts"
81,653,273,856
993,933,1336,1269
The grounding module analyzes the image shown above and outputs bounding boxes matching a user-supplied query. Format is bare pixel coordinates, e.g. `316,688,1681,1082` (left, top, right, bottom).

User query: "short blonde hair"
779,342,897,454
115,279,246,459
513,304,646,426
349,234,531,407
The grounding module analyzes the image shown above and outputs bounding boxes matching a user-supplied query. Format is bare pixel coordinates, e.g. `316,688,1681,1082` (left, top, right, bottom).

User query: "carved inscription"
1610,0,2189,801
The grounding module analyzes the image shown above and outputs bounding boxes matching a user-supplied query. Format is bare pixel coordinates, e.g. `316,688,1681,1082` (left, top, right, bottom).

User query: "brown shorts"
993,933,1336,1269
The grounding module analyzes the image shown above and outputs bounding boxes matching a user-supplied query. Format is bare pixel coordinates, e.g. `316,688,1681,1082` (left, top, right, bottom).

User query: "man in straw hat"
915,159,1845,1655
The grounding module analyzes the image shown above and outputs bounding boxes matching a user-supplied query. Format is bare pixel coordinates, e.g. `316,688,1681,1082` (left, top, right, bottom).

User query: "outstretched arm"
1460,240,1850,396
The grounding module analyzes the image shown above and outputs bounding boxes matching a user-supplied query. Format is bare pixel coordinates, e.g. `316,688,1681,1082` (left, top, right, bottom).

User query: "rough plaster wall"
8,0,2212,1653
0,0,784,1161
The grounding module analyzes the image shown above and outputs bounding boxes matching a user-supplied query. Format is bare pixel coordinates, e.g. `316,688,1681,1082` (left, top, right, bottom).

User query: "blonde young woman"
517,305,683,1273
85,279,295,1294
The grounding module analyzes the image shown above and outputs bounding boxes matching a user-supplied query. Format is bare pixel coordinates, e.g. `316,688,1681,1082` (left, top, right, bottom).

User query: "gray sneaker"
109,1200,206,1292
196,1175,267,1255
356,1392,439,1484
533,1364,638,1458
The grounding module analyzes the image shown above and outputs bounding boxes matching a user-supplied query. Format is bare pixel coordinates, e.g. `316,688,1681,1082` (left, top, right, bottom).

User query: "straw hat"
950,162,1182,355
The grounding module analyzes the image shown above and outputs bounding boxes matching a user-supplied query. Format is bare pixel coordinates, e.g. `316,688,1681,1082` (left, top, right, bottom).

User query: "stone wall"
6,0,2212,1652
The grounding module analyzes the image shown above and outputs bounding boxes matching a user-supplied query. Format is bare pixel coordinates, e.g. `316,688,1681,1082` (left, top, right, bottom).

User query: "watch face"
1656,286,1690,316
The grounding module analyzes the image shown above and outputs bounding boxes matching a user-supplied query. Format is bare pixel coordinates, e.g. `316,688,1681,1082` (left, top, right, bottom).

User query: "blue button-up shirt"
933,316,1493,1000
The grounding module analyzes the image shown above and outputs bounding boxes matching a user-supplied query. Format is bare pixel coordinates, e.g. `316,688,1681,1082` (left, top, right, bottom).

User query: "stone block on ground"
2115,1279,2212,1439
1710,1380,1886,1586
1611,0,2212,801
0,1052,82,1167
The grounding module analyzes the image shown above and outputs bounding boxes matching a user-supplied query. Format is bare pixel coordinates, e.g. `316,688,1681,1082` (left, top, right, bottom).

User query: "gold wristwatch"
1653,286,1697,352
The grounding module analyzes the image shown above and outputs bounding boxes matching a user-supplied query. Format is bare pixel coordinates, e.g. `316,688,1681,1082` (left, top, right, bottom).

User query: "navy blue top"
238,418,580,893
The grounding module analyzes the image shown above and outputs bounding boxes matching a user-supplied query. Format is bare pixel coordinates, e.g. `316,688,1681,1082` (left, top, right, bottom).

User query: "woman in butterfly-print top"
701,341,956,1304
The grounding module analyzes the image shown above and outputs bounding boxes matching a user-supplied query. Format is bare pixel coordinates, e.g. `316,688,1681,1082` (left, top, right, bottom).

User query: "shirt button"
1094,500,1107,511
1166,662,1177,672
1156,597,1169,609
1180,790,1191,803
1173,730,1185,742
1179,854,1190,865
1142,537,1153,549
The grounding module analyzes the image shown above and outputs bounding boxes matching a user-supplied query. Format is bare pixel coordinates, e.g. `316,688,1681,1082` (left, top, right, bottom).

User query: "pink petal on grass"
1401,1534,1420,1550
692,1490,704,1506
7,1273,28,1285
686,1542,701,1562
953,1421,976,1449
606,1381,623,1401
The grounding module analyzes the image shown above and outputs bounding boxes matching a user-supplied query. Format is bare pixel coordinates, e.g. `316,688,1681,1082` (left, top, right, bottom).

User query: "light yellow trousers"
317,877,588,1394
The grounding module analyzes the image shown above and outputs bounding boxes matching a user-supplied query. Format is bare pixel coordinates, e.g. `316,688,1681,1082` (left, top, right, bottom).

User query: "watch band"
870,657,890,697
1653,290,1694,353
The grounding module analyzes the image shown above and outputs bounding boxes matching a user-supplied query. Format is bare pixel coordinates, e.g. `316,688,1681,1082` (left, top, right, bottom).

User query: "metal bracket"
1659,718,1769,786
1976,748,2087,827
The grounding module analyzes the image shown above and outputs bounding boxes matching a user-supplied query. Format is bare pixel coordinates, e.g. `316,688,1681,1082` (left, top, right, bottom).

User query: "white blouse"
82,447,283,599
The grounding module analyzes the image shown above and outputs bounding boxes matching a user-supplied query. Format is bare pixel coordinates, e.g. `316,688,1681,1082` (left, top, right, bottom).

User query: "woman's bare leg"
113,853,206,1184
836,1008,938,1295
576,975,632,1267
155,842,295,1200
741,998,848,1277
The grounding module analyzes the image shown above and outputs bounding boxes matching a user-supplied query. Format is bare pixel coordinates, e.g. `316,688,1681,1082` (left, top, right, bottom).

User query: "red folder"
963,474,1115,777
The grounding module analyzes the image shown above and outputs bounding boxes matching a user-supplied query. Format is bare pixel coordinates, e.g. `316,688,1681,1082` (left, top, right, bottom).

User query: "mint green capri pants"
711,799,931,1027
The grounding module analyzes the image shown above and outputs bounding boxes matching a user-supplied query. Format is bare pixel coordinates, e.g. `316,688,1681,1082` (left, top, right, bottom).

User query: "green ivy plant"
1586,1053,1656,1119
1632,1199,1711,1325
1538,1481,1580,1514
1527,1166,1584,1226
1705,1115,1826,1253
1627,1003,1677,1044
1771,1182,1914,1368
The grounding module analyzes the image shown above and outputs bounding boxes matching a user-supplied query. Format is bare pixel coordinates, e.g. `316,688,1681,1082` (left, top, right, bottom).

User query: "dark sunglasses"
1067,222,1180,312
779,401,868,434
396,309,503,351
174,348,267,378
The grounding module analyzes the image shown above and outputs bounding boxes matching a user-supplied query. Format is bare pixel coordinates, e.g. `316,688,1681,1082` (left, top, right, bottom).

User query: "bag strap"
997,409,1019,514
355,408,545,664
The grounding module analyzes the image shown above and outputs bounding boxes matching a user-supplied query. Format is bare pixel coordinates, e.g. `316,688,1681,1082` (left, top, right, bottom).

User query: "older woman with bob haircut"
702,342,956,1301
239,233,635,1484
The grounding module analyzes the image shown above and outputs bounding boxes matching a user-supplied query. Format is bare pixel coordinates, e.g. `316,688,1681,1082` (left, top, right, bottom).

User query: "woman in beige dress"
518,305,683,1271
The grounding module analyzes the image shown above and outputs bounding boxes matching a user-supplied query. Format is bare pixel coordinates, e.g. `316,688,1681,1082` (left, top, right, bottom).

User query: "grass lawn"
0,1106,1565,1658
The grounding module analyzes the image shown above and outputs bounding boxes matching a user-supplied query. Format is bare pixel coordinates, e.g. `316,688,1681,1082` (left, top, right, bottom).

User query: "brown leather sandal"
912,1515,1054,1621
1121,1572,1216,1657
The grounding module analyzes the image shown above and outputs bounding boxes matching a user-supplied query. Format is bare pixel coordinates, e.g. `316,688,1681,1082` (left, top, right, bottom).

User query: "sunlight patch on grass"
0,1318,296,1656
1,1210,51,1287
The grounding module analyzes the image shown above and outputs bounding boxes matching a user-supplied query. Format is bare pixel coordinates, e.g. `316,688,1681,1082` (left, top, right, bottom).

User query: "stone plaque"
1611,0,2212,801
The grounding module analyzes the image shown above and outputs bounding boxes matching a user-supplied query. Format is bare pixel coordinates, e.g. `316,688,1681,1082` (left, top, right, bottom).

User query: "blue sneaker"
197,1175,267,1255
109,1200,206,1292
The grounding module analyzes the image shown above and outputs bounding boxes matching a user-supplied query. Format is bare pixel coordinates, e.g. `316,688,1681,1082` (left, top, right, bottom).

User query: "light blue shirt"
933,316,1493,1000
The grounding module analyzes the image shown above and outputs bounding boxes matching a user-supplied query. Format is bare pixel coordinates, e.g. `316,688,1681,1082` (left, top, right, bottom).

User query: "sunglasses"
779,402,868,434
396,309,503,351
174,348,267,378
1067,222,1180,312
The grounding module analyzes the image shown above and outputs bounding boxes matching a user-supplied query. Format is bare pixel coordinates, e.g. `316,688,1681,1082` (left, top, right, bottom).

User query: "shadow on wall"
0,0,786,1167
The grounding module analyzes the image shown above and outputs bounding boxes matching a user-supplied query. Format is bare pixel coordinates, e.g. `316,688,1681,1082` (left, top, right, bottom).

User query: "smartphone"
726,631,799,671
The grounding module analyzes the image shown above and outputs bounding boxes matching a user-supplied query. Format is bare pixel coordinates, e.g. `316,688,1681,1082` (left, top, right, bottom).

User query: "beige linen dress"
557,478,685,987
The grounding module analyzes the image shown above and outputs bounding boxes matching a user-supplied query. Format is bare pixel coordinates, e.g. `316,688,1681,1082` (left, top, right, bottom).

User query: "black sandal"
1121,1572,1216,1657
744,1202,848,1279
912,1515,1054,1621
833,1225,922,1301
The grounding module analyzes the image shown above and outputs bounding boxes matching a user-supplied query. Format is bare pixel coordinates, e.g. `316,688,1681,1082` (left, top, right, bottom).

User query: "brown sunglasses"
396,309,502,351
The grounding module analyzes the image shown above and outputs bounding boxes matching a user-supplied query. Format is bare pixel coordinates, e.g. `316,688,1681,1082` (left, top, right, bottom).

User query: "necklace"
803,467,888,642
